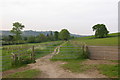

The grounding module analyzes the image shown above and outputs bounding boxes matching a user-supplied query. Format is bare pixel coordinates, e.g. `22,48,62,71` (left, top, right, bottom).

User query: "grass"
74,32,119,46
3,69,40,78
2,41,63,71
97,64,118,78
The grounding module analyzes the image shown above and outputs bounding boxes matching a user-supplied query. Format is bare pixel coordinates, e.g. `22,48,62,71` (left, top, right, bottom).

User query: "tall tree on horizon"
11,22,25,40
59,29,70,40
54,31,59,40
92,24,109,38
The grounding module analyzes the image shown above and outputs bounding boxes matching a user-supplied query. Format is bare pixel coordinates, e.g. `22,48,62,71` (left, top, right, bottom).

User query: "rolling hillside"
73,32,120,46
0,30,85,37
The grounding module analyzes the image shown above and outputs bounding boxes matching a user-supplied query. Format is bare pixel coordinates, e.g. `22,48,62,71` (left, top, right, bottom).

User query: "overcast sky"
0,0,119,35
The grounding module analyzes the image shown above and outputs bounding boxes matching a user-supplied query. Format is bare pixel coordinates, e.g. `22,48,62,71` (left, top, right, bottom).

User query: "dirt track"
28,53,107,78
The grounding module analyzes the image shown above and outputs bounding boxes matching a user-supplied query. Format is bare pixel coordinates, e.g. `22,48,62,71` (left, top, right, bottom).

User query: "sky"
0,0,119,35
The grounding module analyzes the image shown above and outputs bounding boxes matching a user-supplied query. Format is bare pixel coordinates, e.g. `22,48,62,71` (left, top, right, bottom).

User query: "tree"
11,22,25,40
35,34,47,43
54,31,59,40
48,31,54,41
2,35,14,41
8,35,14,41
59,29,70,40
27,36,35,43
92,24,109,38
2,36,9,41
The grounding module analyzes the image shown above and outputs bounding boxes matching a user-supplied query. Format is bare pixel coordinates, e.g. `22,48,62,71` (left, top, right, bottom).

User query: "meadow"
73,33,119,46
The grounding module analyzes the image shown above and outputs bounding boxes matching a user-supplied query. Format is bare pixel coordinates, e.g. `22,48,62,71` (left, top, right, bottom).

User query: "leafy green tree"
23,37,28,41
50,31,53,36
2,35,14,41
59,29,70,40
8,35,14,41
54,31,59,40
39,34,47,42
92,24,109,38
27,36,35,43
48,31,54,41
2,36,8,41
35,34,47,43
11,22,25,40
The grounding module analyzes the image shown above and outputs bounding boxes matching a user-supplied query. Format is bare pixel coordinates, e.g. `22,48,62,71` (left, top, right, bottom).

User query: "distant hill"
0,30,86,37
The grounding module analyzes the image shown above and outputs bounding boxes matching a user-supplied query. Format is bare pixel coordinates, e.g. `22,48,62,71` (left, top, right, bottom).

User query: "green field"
73,33,119,46
2,41,63,71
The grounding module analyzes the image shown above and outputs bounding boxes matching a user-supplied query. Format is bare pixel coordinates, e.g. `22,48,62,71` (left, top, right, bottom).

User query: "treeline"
2,22,74,45
2,31,74,45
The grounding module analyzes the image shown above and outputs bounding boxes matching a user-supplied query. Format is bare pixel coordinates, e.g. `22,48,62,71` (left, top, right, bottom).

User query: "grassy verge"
3,69,40,78
97,64,118,78
62,61,118,78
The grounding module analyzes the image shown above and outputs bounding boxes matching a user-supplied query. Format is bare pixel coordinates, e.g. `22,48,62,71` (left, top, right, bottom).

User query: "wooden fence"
11,46,35,66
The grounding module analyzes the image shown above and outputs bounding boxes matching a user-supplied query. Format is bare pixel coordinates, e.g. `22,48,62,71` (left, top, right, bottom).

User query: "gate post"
31,46,35,62
11,53,18,66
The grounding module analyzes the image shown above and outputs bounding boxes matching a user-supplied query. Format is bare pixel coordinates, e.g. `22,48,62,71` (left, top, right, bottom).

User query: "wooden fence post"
81,42,89,58
31,46,35,62
11,53,18,66
82,45,84,54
